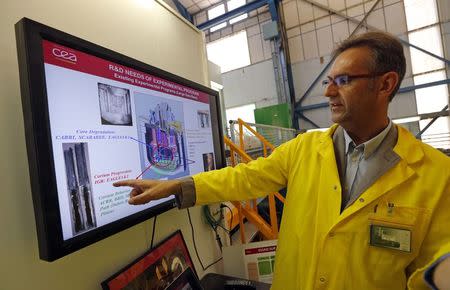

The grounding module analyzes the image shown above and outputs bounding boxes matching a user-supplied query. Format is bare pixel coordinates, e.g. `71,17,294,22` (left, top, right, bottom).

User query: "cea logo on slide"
52,48,77,63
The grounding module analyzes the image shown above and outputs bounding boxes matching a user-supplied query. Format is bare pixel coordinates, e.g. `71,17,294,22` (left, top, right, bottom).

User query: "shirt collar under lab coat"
343,119,393,160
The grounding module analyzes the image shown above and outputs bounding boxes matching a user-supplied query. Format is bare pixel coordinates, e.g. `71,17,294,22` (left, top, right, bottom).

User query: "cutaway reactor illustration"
134,93,190,179
145,103,186,171
63,143,97,235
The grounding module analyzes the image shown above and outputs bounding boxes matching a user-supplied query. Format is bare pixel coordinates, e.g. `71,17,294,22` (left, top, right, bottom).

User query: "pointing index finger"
113,179,140,187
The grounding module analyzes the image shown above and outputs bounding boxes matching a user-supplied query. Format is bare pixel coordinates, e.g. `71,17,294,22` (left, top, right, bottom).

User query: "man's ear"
378,71,399,101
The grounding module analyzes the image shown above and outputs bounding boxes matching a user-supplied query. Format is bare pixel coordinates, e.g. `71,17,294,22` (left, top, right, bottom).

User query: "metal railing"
228,119,298,161
223,119,295,243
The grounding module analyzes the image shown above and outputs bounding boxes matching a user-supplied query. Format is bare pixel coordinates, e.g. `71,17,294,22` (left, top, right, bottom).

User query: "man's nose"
324,82,338,98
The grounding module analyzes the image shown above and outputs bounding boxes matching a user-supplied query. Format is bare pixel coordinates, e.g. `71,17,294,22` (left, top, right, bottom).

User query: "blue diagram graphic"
145,103,186,171
134,93,189,179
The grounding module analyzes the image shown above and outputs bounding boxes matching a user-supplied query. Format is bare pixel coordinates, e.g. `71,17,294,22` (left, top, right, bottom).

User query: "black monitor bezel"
15,18,225,261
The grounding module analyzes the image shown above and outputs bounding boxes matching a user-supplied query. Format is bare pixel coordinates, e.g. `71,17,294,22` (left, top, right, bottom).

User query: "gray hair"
332,31,406,101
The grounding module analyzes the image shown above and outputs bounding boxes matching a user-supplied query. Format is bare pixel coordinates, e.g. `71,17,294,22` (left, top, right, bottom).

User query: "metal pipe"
398,79,450,93
296,102,329,112
416,105,449,138
267,0,279,22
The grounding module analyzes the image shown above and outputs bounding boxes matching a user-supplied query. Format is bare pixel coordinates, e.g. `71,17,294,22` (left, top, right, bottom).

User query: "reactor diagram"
134,94,189,179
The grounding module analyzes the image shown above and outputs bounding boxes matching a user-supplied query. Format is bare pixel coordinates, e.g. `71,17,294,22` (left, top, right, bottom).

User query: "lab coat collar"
318,124,424,165
317,124,425,226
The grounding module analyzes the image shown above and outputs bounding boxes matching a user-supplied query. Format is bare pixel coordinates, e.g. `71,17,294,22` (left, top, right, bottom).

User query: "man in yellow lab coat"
115,32,450,289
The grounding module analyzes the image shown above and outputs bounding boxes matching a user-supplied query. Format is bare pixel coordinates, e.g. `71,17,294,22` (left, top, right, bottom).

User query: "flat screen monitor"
15,18,225,261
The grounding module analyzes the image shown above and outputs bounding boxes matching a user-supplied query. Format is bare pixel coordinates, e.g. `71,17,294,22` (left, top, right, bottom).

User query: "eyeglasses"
322,73,384,87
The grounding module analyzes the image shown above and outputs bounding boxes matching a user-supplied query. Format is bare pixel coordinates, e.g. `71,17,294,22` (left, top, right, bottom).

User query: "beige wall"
0,1,221,289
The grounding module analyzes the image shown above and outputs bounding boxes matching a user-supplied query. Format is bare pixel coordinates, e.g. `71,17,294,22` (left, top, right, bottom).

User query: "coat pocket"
368,204,430,254
364,205,430,284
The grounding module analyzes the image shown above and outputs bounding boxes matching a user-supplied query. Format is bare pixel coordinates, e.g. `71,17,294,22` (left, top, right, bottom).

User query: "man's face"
324,46,382,129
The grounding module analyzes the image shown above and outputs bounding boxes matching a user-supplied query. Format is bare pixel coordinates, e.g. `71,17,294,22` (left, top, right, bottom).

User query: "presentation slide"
42,40,217,240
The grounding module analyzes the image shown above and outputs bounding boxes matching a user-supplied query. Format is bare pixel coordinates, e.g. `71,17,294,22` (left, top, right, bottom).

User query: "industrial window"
227,0,248,24
404,0,449,148
208,4,225,19
207,0,248,33
408,26,445,74
208,4,227,32
226,103,256,124
206,30,251,73
404,0,439,31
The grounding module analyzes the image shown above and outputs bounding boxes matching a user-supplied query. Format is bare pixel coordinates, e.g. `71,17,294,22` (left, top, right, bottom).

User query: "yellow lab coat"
193,124,450,289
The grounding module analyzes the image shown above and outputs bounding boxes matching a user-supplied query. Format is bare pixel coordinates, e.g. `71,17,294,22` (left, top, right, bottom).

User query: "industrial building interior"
1,0,449,289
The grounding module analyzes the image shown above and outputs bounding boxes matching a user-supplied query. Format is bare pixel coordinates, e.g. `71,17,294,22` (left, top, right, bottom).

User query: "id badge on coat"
369,224,411,252
368,202,415,253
